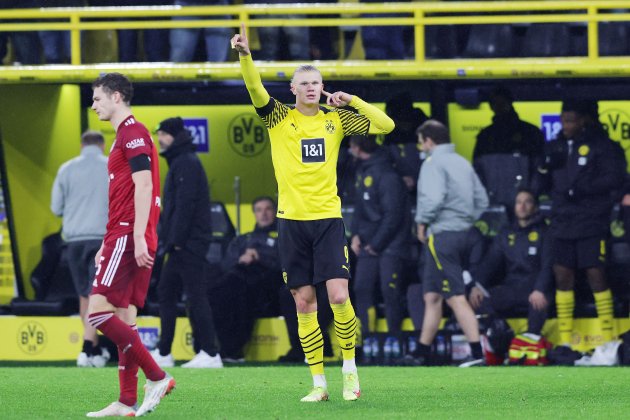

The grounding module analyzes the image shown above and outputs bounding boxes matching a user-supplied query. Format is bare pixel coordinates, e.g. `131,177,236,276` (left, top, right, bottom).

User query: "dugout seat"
474,205,510,239
474,153,533,209
11,232,78,316
206,201,237,265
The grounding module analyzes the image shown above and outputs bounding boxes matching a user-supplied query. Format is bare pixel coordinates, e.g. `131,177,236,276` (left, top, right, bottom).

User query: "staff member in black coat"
150,117,222,368
469,189,553,335
540,100,626,347
209,196,285,362
349,135,411,362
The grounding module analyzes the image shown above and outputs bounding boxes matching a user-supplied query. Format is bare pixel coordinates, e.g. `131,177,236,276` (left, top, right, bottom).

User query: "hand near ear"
322,90,352,108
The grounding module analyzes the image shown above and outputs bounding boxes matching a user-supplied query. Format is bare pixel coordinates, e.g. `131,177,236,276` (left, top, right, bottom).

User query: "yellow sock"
594,289,614,342
556,290,575,346
297,311,324,376
330,298,357,361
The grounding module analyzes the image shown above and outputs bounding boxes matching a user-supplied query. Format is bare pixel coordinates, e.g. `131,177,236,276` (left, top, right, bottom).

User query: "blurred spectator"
113,0,170,62
469,188,553,336
336,137,360,205
0,0,42,64
245,0,310,61
360,0,409,60
38,0,85,64
349,135,411,363
209,196,284,362
473,86,545,208
540,100,626,347
383,92,429,195
151,117,222,369
169,0,232,62
51,130,109,367
406,119,489,367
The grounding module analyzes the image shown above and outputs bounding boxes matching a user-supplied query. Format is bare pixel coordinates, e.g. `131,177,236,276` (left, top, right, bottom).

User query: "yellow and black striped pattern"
331,299,357,361
556,290,575,346
594,289,614,342
260,99,289,129
337,108,370,135
298,311,325,376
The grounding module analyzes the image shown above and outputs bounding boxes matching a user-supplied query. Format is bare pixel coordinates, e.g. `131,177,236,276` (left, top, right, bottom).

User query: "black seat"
521,24,571,57
475,205,509,239
474,153,532,208
11,232,78,316
206,201,236,265
462,24,515,58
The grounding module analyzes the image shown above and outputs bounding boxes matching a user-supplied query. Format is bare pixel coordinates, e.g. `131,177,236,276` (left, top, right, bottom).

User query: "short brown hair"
92,72,134,104
81,130,105,146
416,119,450,144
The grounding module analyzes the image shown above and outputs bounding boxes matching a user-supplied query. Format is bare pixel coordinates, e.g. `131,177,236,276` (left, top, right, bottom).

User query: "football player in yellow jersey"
232,23,394,402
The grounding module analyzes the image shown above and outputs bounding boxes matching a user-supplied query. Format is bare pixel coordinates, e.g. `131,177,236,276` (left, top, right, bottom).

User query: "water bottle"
371,336,380,363
407,336,418,355
362,337,373,362
436,335,446,365
383,337,392,363
391,337,401,359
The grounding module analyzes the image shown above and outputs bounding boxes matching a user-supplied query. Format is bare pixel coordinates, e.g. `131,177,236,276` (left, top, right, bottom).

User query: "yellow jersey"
240,55,395,220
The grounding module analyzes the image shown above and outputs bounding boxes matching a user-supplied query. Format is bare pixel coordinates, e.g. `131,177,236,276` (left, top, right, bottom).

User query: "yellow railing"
0,1,629,81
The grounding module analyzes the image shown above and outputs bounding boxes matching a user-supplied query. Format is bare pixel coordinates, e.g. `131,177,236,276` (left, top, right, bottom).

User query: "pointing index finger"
240,22,246,37
321,90,332,97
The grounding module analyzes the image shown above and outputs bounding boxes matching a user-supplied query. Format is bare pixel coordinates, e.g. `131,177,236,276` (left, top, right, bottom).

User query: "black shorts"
278,218,350,289
66,239,102,297
552,235,607,269
422,231,467,299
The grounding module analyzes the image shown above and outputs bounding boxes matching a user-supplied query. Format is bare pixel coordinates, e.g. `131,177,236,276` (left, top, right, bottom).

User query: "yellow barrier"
0,1,629,81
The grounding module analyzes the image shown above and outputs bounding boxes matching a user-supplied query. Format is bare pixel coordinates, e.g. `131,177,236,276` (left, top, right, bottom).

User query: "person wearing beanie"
540,100,626,349
150,117,223,369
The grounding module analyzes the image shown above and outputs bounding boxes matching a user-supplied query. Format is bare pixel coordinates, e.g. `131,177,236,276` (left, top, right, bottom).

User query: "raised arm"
232,23,270,108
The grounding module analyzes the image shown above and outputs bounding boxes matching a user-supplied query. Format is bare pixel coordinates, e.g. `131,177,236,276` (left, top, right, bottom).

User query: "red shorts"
91,234,154,309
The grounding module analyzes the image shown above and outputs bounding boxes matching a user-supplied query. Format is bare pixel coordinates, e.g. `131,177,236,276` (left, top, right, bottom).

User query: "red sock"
89,312,165,382
118,324,139,407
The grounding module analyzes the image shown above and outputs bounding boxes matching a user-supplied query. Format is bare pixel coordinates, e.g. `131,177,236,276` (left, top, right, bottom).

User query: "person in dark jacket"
382,93,429,196
349,135,411,362
473,86,545,208
150,117,222,368
540,100,627,347
208,196,285,362
469,189,553,335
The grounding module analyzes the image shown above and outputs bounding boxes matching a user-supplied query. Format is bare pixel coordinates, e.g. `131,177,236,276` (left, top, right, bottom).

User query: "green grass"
0,366,629,419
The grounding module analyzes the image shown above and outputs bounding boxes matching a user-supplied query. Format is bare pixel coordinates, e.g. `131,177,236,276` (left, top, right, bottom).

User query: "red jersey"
104,115,161,251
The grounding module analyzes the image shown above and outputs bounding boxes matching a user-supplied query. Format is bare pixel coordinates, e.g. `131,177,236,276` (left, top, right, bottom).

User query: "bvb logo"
325,119,336,134
181,322,195,356
17,321,47,355
600,109,630,143
228,113,269,157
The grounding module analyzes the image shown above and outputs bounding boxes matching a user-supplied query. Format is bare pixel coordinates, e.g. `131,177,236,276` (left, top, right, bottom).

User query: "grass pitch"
0,365,628,419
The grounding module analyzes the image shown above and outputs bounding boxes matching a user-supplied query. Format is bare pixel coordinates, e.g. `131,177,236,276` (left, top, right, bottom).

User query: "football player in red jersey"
85,73,174,418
